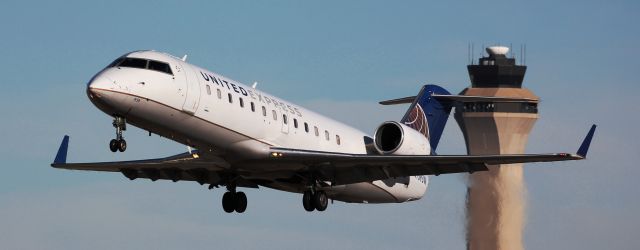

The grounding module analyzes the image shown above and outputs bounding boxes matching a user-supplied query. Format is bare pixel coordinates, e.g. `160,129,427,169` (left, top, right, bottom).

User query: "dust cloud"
465,164,526,250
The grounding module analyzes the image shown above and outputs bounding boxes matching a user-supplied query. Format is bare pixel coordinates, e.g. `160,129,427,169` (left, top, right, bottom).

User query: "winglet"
52,135,70,165
577,125,596,158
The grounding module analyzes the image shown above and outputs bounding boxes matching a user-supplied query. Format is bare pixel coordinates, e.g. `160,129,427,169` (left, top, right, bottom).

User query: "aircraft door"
179,62,201,114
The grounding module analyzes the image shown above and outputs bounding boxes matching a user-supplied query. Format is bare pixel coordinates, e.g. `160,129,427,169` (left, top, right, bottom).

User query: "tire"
234,192,247,213
109,139,118,152
222,192,235,213
118,139,127,152
303,191,314,212
313,191,328,212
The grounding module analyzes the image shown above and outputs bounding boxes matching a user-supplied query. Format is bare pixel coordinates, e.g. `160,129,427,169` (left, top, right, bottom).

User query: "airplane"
51,50,596,213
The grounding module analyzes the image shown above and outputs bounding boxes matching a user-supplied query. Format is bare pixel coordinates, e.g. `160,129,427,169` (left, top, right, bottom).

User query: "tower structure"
455,46,538,250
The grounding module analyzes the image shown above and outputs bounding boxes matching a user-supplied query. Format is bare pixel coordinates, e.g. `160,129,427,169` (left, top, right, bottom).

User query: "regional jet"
51,50,595,213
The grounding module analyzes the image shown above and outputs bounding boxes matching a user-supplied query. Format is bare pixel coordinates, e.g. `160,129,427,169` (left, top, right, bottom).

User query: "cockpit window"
107,57,124,68
112,57,174,76
119,58,147,69
148,60,173,75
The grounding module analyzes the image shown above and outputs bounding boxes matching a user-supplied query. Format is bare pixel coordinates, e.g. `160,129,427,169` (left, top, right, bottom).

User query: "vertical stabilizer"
400,85,453,152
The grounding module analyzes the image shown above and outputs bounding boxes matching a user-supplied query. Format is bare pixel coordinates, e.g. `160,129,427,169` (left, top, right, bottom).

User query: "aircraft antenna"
181,55,188,62
252,82,258,89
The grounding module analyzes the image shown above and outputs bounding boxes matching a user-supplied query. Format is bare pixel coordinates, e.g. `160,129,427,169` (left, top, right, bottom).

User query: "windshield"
119,58,148,69
110,57,173,75
148,60,173,75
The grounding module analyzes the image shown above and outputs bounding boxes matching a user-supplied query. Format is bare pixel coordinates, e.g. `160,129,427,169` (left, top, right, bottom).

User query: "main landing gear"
302,190,328,212
221,185,247,213
109,116,127,152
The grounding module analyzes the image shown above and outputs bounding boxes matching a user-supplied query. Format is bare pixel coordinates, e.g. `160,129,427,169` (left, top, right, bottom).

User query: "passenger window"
304,123,309,133
251,102,255,112
239,98,244,107
206,85,211,95
119,58,147,69
148,60,173,75
262,106,267,116
272,110,277,120
314,126,319,137
283,114,288,124
217,89,222,99
325,130,330,141
293,119,298,128
228,93,233,103
336,135,341,145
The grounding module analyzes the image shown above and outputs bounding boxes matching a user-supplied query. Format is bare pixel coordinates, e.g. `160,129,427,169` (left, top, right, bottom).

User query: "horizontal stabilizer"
432,94,538,103
380,94,538,106
379,96,416,105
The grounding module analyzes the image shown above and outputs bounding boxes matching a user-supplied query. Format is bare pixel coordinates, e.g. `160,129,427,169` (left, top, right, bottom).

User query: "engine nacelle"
373,121,431,155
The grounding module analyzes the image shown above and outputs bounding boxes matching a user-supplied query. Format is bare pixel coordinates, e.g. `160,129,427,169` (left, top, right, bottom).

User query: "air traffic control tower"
456,46,538,250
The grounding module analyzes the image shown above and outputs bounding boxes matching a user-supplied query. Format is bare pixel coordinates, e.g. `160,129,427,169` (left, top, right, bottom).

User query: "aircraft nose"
86,75,130,114
87,75,114,99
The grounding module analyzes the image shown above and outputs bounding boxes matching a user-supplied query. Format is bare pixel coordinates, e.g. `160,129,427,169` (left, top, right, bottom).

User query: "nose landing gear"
110,116,127,152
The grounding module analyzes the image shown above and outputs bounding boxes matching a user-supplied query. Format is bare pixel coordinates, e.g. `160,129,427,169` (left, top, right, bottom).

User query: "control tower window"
148,60,173,75
119,58,147,69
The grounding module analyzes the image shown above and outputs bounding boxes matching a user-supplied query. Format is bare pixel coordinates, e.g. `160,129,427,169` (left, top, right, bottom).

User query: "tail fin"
399,85,453,152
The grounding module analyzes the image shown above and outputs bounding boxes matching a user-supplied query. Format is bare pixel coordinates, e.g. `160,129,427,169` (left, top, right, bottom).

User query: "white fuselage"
87,51,428,203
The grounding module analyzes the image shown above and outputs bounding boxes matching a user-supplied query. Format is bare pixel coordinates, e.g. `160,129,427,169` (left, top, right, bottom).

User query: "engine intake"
374,121,431,155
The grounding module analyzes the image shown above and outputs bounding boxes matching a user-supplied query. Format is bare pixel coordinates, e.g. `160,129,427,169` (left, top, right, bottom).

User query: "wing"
265,125,596,185
50,136,256,188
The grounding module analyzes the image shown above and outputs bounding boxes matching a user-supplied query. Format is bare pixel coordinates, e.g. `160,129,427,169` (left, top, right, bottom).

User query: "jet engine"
373,121,431,155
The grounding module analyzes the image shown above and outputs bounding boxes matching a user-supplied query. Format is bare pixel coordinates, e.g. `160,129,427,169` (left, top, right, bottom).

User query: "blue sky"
0,1,638,249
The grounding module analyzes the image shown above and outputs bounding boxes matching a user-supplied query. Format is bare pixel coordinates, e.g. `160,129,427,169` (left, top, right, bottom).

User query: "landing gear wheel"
109,139,118,152
313,191,328,212
118,139,127,152
303,190,315,212
222,192,235,213
234,192,247,213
